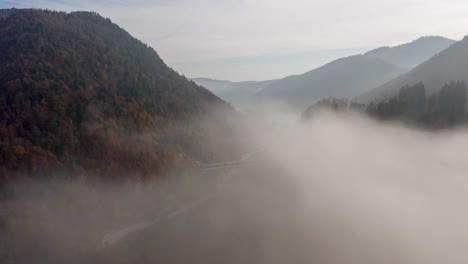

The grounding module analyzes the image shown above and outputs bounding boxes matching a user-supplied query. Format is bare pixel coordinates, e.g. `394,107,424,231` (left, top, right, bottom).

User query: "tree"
399,82,426,120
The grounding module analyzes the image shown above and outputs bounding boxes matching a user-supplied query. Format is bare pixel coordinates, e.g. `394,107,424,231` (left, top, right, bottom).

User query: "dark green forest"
366,81,467,127
303,81,468,129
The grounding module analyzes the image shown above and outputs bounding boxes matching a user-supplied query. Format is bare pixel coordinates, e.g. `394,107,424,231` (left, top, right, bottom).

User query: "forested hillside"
366,81,467,128
0,9,235,182
303,81,468,129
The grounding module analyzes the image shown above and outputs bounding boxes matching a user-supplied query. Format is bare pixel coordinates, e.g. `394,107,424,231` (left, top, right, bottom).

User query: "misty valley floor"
4,112,468,264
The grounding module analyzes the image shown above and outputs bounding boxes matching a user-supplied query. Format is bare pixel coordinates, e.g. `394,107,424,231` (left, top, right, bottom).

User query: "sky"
1,0,468,81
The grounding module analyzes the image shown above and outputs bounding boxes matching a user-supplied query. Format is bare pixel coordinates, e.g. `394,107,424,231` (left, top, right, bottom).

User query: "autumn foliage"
0,9,235,183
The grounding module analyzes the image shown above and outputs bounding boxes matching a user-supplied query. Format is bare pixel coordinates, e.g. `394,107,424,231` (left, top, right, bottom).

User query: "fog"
3,108,468,263
255,110,468,263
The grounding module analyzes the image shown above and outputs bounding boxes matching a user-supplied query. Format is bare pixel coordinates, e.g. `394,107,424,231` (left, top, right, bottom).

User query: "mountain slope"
358,36,468,102
0,9,233,180
255,36,454,109
256,55,404,108
365,36,455,69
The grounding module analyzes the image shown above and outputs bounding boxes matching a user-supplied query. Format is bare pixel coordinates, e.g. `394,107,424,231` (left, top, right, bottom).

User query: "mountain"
254,36,455,109
192,78,274,107
365,36,455,69
358,36,468,102
0,9,234,180
256,55,404,108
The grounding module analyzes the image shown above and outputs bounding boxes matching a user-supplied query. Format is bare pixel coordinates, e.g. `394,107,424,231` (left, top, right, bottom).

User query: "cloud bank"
4,109,468,263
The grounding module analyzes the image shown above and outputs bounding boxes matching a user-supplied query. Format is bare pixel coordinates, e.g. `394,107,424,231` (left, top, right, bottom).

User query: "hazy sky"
2,0,468,81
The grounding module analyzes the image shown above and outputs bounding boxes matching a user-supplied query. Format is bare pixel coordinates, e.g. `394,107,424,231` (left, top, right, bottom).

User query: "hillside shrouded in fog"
2,2,468,264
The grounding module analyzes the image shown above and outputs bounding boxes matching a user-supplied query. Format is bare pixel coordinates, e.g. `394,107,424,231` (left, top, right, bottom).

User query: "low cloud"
3,109,468,263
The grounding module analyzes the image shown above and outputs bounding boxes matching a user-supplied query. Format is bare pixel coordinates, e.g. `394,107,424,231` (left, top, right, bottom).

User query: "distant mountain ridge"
358,36,468,102
191,78,274,107
255,54,405,108
365,36,455,69
195,36,455,109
